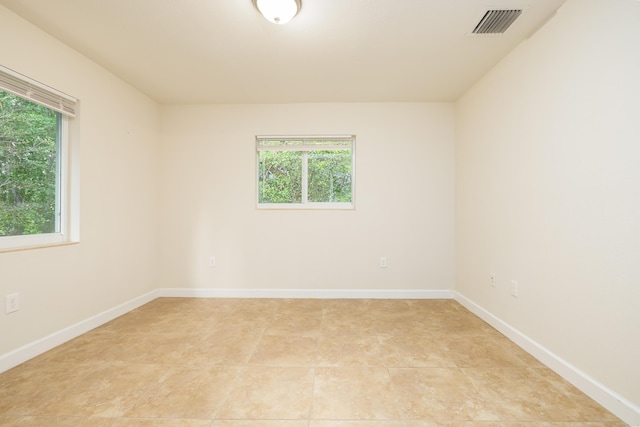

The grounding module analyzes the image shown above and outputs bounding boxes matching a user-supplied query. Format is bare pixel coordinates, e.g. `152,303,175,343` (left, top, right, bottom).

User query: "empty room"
0,0,638,426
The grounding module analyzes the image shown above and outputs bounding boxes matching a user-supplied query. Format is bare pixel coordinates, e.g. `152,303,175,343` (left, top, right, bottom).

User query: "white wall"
159,103,455,292
456,0,640,412
0,6,160,355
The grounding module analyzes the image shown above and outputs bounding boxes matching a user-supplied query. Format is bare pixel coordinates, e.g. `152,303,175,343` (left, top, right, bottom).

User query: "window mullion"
55,114,63,234
302,151,308,204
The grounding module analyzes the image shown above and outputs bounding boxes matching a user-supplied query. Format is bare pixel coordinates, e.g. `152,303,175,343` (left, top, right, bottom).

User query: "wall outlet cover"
510,280,519,298
6,293,20,314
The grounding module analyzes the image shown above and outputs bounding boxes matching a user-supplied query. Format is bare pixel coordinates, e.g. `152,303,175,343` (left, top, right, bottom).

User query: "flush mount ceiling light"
253,0,301,24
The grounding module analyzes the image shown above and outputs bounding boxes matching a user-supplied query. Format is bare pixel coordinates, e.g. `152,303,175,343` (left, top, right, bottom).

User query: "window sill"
257,202,355,210
0,241,79,254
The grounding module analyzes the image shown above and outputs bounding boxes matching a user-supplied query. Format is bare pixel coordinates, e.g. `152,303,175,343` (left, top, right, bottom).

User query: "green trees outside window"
258,150,303,204
307,150,352,203
257,136,354,207
0,90,59,237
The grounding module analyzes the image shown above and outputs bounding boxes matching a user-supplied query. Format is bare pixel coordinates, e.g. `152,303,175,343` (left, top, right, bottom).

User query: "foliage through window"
257,136,355,208
0,91,60,237
0,65,76,249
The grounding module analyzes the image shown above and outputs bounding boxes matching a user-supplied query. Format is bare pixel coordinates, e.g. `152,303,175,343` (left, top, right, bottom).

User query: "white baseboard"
158,287,455,300
455,291,640,426
0,289,160,374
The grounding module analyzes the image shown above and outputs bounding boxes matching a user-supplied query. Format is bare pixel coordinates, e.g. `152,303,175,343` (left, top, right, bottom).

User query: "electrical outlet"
510,280,519,298
489,273,496,287
379,257,387,268
5,293,20,314
208,256,216,268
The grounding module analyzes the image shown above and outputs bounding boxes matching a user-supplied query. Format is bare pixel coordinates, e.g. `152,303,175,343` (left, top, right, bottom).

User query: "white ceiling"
0,0,566,104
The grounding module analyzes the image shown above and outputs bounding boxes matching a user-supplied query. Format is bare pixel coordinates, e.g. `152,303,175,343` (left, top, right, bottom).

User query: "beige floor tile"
369,309,432,336
406,423,526,427
310,422,406,427
216,366,314,420
373,319,433,337
213,313,273,335
110,333,207,365
96,313,163,334
37,363,166,417
320,307,376,336
406,423,498,427
408,423,629,427
444,335,532,368
1,416,115,426
222,298,282,316
125,366,240,419
378,334,456,368
320,302,373,319
530,368,623,422
276,298,326,315
179,330,264,365
322,298,372,313
212,422,308,427
0,416,19,427
0,298,624,426
427,313,492,336
135,314,220,336
367,299,413,315
42,332,130,365
463,367,622,422
538,423,630,426
321,311,373,328
248,334,318,366
49,328,215,367
403,422,444,427
320,319,378,336
312,367,402,420
266,312,323,337
405,299,462,312
134,297,191,313
112,419,212,426
484,334,546,367
173,297,249,315
0,362,96,415
211,301,278,331
98,300,222,336
388,367,497,421
80,331,210,366
316,334,385,367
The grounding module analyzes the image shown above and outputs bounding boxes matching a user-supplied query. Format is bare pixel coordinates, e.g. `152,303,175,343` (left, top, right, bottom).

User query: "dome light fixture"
253,0,301,25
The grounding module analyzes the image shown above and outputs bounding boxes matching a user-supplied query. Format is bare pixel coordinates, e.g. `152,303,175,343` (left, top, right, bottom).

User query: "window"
0,65,76,250
257,135,355,209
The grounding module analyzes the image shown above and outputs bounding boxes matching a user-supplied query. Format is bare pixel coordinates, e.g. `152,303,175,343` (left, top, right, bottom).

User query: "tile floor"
0,298,627,426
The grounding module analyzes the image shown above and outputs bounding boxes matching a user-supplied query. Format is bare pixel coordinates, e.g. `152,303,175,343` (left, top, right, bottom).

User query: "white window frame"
0,65,78,251
256,135,356,210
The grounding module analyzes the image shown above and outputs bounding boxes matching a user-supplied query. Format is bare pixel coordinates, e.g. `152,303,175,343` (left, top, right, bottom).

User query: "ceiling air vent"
472,9,523,34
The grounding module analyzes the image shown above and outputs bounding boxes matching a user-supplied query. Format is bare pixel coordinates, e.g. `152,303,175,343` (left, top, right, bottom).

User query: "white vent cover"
472,9,523,34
